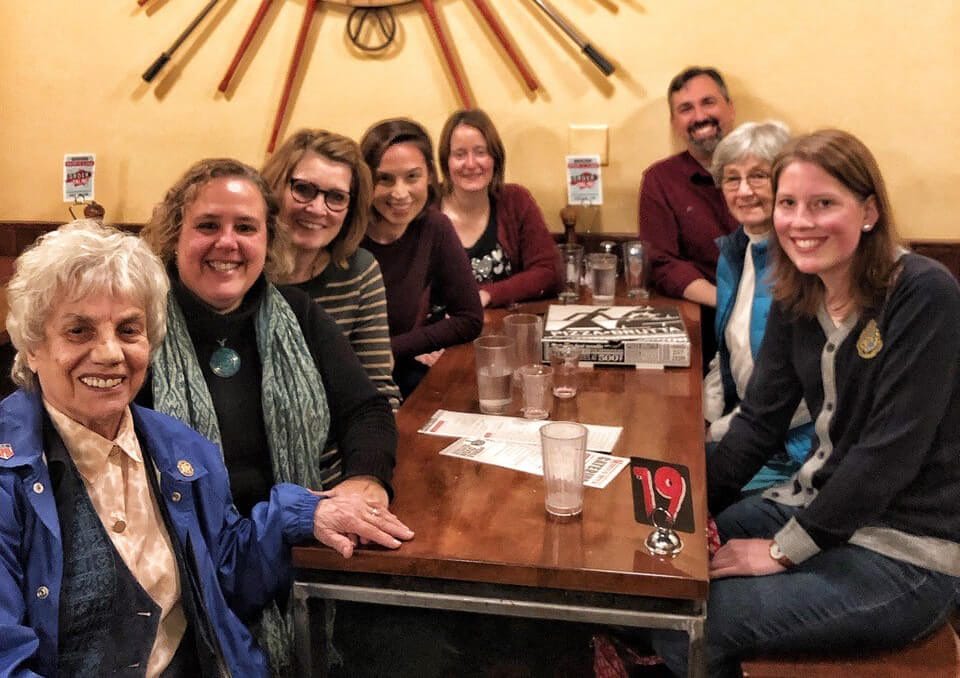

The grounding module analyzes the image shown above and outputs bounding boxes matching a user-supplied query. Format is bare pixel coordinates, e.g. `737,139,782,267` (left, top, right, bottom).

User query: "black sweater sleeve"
278,285,398,497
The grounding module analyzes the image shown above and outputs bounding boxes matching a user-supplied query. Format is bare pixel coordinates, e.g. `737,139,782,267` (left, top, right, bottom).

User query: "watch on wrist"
769,540,795,568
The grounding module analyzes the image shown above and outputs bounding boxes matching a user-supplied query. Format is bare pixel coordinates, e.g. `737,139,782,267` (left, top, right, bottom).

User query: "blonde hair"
6,220,169,390
261,129,373,273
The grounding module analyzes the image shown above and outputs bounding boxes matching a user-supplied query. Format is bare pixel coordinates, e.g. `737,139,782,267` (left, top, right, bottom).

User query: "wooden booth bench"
741,621,960,678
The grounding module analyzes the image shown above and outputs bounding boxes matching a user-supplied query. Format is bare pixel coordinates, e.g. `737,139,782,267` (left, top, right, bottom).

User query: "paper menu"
419,409,622,453
438,437,629,489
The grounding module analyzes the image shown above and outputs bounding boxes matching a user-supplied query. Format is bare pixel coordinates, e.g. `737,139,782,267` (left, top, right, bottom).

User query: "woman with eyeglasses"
703,121,814,494
651,129,960,676
438,109,562,308
262,129,401,409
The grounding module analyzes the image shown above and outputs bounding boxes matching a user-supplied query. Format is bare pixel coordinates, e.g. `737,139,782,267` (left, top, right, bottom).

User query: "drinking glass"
586,253,617,304
539,421,588,518
558,243,584,303
549,344,581,398
622,240,649,299
503,313,544,372
519,364,553,420
474,335,514,414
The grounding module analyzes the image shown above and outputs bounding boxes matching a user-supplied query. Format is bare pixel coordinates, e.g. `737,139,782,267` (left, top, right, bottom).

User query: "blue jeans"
651,495,960,677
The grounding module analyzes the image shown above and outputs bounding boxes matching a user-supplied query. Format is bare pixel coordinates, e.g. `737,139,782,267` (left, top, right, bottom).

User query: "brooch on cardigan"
857,319,883,359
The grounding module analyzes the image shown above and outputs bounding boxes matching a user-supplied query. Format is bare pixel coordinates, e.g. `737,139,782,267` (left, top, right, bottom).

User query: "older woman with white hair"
652,128,960,677
702,121,815,493
0,221,411,676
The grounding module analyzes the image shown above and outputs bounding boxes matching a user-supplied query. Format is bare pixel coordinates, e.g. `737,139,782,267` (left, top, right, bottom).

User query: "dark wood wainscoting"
1,220,958,283
553,231,960,282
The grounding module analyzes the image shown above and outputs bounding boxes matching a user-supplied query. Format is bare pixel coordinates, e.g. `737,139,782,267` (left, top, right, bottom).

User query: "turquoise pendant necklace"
210,339,241,378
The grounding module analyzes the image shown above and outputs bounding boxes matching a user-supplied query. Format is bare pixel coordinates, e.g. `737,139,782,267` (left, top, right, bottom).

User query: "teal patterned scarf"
151,283,330,677
151,284,330,490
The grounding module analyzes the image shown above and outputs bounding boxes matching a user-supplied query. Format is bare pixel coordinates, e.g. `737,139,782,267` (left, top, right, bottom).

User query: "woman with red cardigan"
439,109,563,308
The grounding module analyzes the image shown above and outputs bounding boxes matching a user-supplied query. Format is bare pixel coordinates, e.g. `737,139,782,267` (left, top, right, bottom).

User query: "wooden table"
292,294,709,677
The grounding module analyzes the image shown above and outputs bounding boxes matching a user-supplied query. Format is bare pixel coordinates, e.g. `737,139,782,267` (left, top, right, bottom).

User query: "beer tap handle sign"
566,155,603,206
63,154,96,204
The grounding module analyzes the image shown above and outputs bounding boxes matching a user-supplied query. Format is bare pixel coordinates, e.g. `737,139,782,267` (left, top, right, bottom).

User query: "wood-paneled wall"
2,221,958,282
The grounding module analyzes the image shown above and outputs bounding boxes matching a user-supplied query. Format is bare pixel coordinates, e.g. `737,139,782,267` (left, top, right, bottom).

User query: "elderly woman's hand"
334,475,389,508
334,477,394,547
310,488,414,558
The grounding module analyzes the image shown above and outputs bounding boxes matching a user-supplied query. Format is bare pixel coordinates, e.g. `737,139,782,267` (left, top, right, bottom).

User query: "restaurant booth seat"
740,621,960,678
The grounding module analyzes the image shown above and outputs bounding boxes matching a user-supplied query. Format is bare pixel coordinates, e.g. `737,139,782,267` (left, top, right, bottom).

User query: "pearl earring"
862,223,874,232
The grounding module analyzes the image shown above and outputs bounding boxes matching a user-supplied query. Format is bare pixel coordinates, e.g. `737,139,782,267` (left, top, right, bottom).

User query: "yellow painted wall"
1,1,957,239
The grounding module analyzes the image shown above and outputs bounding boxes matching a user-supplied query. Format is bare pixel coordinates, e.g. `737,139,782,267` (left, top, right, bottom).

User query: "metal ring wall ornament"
347,7,398,52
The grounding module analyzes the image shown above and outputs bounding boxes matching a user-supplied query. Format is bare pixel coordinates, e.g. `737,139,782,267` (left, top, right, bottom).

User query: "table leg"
293,583,324,677
686,614,706,678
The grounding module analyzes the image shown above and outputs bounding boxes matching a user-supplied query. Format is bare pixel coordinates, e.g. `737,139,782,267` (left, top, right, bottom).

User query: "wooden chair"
741,621,960,678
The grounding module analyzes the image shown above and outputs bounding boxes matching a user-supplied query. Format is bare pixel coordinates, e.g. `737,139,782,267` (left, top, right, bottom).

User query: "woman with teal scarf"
138,158,413,674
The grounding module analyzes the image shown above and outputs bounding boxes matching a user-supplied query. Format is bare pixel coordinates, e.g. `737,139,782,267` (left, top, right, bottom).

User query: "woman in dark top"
359,118,483,396
438,108,562,308
651,130,960,676
139,158,413,674
262,128,402,410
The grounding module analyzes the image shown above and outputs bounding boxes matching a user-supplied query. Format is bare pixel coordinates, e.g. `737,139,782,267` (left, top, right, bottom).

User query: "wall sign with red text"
63,153,96,202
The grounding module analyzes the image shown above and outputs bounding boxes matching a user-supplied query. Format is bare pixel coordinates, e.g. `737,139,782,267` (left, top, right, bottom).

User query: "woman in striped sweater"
263,129,401,409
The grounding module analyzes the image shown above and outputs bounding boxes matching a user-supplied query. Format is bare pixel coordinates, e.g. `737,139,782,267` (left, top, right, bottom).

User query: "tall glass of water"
558,243,584,303
622,240,649,299
474,335,515,414
586,253,617,304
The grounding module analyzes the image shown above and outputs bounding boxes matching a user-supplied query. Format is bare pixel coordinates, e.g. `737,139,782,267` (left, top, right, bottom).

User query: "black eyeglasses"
288,178,351,212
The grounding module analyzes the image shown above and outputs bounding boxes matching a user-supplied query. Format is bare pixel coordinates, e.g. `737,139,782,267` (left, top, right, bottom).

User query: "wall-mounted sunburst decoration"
137,0,616,151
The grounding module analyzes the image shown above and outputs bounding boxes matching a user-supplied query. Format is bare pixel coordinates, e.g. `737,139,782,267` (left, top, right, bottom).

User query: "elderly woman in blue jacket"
0,221,412,677
702,120,814,492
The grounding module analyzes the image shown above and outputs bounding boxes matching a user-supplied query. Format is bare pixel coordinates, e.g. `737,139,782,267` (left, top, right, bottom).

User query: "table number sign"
630,457,694,533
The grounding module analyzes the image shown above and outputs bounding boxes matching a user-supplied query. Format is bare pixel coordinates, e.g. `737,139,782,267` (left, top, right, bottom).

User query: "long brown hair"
770,129,900,317
262,128,373,271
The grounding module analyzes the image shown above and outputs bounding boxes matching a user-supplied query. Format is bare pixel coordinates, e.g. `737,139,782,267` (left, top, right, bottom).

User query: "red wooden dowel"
268,0,317,152
471,0,539,92
218,0,274,93
420,0,473,109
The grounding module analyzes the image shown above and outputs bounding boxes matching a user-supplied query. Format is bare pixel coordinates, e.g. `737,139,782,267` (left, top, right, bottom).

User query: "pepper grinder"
560,205,578,244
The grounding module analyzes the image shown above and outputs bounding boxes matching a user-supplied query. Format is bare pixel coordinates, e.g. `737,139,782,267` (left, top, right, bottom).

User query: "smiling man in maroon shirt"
638,66,739,366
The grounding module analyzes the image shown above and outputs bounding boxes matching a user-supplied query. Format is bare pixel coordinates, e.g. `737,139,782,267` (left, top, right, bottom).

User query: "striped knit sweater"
292,247,402,410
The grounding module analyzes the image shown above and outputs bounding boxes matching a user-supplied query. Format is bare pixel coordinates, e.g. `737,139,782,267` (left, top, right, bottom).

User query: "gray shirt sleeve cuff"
775,516,822,564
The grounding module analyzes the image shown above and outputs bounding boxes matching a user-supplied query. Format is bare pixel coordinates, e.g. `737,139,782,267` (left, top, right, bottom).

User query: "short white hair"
711,120,792,184
6,220,169,390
